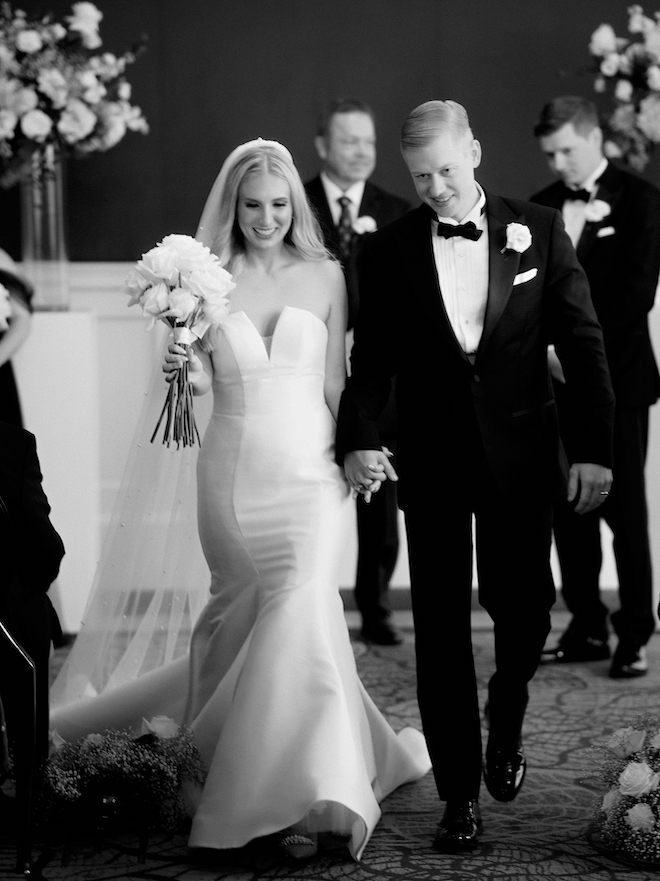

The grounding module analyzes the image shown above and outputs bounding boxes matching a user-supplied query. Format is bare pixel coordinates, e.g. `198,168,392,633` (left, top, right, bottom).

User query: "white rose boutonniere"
584,199,612,223
352,215,377,235
502,222,532,254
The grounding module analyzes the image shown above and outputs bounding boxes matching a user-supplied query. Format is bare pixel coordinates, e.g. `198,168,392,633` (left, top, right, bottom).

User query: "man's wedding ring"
599,491,610,495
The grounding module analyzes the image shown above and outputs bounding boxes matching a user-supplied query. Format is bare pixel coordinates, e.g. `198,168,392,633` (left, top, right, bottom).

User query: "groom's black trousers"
403,421,555,802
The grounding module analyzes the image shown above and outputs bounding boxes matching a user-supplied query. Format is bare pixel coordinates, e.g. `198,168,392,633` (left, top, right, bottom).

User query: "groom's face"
403,131,481,222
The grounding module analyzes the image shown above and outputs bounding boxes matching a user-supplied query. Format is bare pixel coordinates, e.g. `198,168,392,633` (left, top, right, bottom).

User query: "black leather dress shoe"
360,621,403,646
483,746,526,802
432,799,482,853
540,637,610,663
610,645,648,679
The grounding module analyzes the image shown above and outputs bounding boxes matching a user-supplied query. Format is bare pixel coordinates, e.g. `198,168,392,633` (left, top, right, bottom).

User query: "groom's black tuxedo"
0,422,64,759
337,193,615,800
531,162,660,652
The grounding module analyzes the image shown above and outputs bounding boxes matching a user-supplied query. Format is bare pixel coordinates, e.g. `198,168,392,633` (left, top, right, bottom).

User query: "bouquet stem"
151,344,201,448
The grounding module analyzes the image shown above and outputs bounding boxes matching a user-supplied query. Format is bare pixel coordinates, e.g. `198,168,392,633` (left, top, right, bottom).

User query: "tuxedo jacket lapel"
478,193,522,359
396,206,468,359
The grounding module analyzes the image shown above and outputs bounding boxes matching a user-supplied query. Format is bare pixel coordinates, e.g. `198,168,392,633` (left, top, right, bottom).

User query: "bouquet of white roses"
125,234,235,448
589,5,660,171
586,714,660,865
0,1,148,186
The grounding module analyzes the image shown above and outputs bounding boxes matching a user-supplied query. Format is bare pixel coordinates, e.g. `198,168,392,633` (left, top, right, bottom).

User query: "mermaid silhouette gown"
50,306,430,859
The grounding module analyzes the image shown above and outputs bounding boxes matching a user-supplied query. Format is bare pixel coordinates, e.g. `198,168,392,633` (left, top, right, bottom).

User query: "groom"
336,100,615,853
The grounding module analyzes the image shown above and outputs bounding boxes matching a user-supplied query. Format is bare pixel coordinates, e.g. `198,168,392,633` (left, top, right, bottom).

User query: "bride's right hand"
162,343,204,385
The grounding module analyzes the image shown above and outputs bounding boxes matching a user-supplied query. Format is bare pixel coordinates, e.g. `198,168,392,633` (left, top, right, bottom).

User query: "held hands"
162,342,204,386
568,463,613,514
344,447,398,504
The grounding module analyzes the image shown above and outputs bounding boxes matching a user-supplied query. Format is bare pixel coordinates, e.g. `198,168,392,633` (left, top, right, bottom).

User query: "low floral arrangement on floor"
0,1,148,186
125,234,234,448
587,714,660,865
589,5,660,171
39,716,206,832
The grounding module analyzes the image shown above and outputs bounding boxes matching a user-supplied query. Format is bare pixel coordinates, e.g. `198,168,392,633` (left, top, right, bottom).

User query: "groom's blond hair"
400,100,473,152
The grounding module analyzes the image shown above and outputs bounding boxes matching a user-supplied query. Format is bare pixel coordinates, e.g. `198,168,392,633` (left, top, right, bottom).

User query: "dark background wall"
7,0,653,261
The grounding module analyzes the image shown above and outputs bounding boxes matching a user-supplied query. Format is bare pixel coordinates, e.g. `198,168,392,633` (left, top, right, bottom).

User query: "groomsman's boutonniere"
502,223,532,254
584,199,612,223
352,215,377,235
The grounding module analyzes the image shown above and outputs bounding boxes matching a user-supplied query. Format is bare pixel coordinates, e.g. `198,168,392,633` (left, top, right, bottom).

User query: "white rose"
584,200,612,223
160,234,212,272
57,98,96,144
124,267,151,305
638,94,660,142
140,282,170,329
604,139,623,158
37,69,69,109
589,24,618,57
352,215,377,235
600,54,620,77
619,761,660,796
164,285,197,322
20,108,52,141
142,715,179,739
67,2,103,49
16,29,43,54
137,247,178,286
0,109,17,139
626,802,656,832
504,223,532,253
13,87,38,116
629,5,653,35
648,66,660,91
615,78,634,102
50,23,67,42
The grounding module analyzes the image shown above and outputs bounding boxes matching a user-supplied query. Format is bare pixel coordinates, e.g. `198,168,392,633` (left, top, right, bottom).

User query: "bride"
50,139,430,862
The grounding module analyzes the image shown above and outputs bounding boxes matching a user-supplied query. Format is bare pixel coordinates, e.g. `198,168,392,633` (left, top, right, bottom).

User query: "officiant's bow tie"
436,220,483,241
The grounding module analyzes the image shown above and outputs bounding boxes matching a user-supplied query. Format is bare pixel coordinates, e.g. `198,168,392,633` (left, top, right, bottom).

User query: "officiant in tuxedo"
306,97,410,646
531,96,660,680
336,100,615,853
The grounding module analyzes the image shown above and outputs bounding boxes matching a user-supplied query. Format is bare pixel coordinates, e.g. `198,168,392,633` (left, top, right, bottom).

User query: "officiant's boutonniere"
584,199,612,223
352,215,377,235
501,223,532,254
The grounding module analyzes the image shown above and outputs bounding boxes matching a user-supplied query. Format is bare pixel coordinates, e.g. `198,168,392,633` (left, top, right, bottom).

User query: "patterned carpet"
3,615,660,881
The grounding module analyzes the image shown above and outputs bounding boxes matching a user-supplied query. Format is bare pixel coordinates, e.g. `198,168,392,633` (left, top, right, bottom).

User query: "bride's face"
236,171,293,251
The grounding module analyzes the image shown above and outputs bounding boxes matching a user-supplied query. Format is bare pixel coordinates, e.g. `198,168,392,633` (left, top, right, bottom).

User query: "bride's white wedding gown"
50,305,430,859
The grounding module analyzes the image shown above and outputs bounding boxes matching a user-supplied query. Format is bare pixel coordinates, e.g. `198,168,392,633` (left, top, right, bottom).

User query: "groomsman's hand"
344,449,398,503
568,463,613,514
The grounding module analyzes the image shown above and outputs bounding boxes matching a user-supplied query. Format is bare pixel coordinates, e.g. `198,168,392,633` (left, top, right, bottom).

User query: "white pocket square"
513,267,538,286
597,226,615,238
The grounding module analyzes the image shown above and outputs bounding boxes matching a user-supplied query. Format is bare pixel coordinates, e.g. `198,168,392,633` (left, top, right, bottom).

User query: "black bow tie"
436,220,483,241
560,184,591,203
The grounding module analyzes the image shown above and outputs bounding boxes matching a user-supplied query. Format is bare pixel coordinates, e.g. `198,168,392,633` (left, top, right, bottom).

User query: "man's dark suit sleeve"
336,233,399,459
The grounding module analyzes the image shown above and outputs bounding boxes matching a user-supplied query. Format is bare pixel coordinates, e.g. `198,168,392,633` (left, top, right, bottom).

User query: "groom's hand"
344,449,398,503
568,463,613,514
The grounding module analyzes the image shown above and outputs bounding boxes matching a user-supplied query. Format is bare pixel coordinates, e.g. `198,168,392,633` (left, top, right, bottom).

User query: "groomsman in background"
306,97,410,645
532,95,660,679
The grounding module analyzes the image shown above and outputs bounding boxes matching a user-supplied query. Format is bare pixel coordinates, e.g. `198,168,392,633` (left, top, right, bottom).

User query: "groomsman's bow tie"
436,220,483,241
559,184,592,202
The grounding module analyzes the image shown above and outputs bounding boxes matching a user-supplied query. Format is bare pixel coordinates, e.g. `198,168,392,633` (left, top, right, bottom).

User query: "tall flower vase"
20,144,70,311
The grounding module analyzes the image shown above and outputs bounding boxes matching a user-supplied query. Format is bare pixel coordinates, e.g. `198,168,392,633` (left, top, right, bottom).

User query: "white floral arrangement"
587,714,660,865
590,5,660,171
0,282,11,329
501,222,532,254
39,717,206,833
125,234,235,448
352,214,377,235
0,1,148,186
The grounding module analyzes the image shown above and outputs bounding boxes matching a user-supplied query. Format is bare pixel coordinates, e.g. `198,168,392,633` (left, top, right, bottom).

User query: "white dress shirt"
321,173,366,226
561,157,608,248
431,184,489,358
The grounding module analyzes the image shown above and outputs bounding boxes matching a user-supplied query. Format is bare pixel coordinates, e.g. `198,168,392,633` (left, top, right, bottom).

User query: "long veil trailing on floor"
50,329,214,710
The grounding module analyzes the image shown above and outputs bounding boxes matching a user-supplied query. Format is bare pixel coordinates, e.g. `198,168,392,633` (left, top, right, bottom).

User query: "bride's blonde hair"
204,144,330,272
